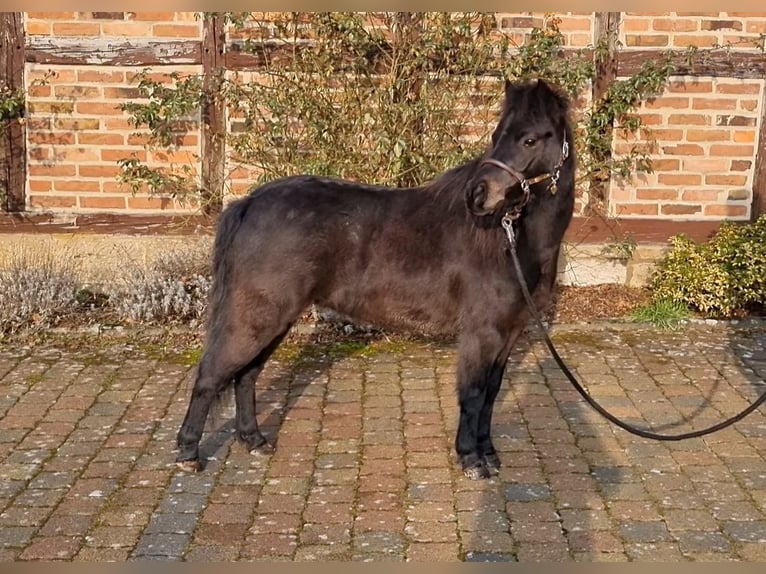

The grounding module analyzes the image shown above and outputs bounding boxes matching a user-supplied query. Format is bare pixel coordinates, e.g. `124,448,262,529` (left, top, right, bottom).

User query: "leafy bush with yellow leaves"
649,215,766,317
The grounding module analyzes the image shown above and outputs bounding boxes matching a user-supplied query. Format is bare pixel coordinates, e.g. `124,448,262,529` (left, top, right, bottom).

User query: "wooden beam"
0,13,26,212
26,36,202,66
21,35,766,79
752,84,766,221
589,12,621,212
618,49,766,79
200,15,226,215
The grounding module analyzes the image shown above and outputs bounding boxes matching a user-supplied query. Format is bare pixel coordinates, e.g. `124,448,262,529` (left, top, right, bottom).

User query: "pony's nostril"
472,182,487,206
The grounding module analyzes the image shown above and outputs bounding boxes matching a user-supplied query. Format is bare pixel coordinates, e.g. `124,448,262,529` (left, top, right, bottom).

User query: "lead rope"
502,215,766,441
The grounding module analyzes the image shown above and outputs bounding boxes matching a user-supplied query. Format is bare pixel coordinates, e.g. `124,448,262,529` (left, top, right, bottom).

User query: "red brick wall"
15,12,766,221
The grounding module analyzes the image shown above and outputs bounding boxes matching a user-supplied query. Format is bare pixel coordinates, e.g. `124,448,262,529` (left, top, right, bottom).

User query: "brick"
682,158,730,172
644,97,689,109
657,174,701,185
702,19,743,31
717,115,757,127
60,149,102,163
555,18,591,32
78,70,126,83
740,99,759,112
26,21,52,34
692,98,737,110
704,204,748,217
129,12,179,21
53,118,101,131
28,101,75,114
733,131,756,143
682,189,721,202
615,204,658,216
152,24,201,38
101,149,146,162
147,147,196,163
28,165,77,177
27,12,76,19
92,12,126,20
649,159,680,171
28,180,52,192
103,87,142,99
54,86,102,98
635,189,678,201
77,133,125,145
686,129,730,142
709,144,754,156
668,80,713,93
52,22,101,36
625,34,669,47
706,174,748,186
622,19,650,32
104,181,146,194
75,102,123,115
673,35,719,47
662,144,704,155
715,82,761,94
54,181,101,192
652,19,698,32
648,128,683,141
29,195,78,209
101,22,154,36
79,196,127,210
78,165,122,178
661,204,701,216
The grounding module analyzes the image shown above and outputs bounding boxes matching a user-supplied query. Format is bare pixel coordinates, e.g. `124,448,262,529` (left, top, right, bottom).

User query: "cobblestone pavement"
1,322,765,562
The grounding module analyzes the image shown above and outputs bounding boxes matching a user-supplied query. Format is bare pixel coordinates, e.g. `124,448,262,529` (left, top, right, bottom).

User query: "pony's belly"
320,287,459,336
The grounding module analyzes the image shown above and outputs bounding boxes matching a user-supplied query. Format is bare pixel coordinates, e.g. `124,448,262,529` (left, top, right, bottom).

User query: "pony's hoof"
249,441,275,456
176,459,202,473
463,463,491,480
483,453,501,475
240,432,275,455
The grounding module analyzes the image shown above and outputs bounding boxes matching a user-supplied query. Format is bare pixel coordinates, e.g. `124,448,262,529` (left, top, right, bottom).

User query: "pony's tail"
203,196,252,429
206,195,251,330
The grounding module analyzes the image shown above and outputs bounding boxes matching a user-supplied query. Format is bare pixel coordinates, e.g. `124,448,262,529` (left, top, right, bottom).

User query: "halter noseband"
479,136,570,221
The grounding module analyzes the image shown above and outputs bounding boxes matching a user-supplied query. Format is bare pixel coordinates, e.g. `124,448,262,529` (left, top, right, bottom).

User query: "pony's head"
466,78,572,218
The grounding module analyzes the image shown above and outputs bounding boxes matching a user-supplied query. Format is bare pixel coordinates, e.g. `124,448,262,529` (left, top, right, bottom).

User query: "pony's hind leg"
176,345,249,471
176,318,282,470
233,327,291,454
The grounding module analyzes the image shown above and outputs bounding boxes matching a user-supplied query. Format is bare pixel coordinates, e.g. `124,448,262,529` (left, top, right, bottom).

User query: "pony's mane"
423,157,481,213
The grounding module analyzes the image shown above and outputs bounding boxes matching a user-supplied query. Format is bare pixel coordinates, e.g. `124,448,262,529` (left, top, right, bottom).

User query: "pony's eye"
523,138,537,147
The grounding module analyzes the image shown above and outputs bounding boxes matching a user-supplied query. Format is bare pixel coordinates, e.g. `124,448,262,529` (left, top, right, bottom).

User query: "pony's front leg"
476,326,522,474
455,331,509,480
475,361,506,474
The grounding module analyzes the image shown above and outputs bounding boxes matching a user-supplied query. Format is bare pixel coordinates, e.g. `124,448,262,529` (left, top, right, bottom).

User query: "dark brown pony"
176,78,575,479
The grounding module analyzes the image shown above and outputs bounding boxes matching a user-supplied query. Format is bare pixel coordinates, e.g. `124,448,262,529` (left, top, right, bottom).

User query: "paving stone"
144,513,198,535
132,533,190,557
1,326,766,562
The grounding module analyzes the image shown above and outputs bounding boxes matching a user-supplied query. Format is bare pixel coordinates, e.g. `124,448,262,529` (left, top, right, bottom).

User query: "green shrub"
649,215,766,317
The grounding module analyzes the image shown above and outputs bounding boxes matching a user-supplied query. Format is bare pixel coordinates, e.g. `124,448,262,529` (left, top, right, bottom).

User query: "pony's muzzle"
467,174,516,216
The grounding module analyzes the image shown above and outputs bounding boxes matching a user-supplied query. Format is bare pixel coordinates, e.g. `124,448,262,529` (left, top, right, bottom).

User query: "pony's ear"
535,77,553,94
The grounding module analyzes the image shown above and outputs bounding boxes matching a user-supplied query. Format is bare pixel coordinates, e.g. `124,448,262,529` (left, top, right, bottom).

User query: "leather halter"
478,136,570,220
